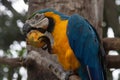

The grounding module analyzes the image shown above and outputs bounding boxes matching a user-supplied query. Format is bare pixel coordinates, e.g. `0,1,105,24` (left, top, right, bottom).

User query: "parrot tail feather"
88,66,105,80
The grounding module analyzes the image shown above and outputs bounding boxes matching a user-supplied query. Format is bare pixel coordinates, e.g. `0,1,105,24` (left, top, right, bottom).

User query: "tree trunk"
28,0,103,38
104,0,120,37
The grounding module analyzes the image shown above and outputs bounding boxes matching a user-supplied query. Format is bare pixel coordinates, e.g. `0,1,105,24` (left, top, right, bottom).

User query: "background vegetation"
0,0,120,80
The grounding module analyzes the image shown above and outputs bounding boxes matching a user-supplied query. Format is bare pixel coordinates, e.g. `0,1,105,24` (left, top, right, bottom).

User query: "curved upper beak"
22,23,32,36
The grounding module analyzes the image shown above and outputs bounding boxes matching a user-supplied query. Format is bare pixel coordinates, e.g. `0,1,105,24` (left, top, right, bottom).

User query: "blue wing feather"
67,14,105,80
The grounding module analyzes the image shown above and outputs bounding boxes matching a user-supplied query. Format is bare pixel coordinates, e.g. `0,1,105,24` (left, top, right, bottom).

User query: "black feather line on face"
47,17,55,33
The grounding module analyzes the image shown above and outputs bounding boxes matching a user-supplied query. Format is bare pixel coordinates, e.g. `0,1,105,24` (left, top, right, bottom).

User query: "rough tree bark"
103,38,120,50
26,46,81,80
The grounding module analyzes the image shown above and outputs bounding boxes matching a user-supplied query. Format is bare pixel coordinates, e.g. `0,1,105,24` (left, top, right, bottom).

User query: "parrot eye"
34,13,44,20
34,15,39,20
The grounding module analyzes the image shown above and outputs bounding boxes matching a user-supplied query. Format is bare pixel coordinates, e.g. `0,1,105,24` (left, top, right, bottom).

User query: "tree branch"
0,57,23,67
106,55,120,68
103,38,120,50
1,0,22,16
1,37,120,79
0,48,81,80
0,47,120,80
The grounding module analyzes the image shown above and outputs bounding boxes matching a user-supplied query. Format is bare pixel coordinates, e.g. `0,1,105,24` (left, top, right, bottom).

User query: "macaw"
23,8,106,80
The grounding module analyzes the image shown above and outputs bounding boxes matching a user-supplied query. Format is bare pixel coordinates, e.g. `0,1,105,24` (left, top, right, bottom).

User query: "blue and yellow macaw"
23,8,106,80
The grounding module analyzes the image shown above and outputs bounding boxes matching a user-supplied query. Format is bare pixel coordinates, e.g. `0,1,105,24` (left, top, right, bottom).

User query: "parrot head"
22,8,68,52
23,8,69,35
23,13,52,53
23,8,69,34
23,13,49,36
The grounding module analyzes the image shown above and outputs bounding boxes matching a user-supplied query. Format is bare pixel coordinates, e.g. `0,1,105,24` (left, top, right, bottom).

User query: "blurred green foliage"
0,0,27,79
0,0,27,50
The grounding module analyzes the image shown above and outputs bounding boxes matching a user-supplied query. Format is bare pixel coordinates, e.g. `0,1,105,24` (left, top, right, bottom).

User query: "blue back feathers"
67,14,105,80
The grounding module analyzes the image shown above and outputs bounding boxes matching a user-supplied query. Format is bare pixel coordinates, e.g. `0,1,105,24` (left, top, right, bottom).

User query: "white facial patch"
26,13,49,29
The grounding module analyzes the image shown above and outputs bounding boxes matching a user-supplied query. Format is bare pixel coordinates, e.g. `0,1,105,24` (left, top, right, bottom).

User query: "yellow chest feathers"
52,20,80,70
44,12,80,70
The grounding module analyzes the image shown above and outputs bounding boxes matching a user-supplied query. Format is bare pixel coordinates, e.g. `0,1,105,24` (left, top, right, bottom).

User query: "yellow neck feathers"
45,12,80,70
44,12,61,24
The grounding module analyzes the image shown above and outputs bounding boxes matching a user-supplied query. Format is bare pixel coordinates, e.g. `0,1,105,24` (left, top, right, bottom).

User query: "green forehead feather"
28,8,69,20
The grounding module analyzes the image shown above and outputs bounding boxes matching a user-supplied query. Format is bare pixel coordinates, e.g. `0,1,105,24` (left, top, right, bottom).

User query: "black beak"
22,23,32,37
38,36,52,53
